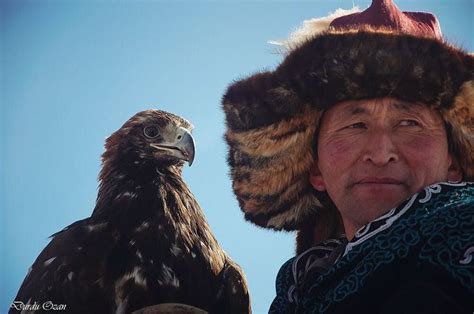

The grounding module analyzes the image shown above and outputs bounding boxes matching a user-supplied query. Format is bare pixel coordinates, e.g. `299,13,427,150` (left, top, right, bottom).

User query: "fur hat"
222,0,473,241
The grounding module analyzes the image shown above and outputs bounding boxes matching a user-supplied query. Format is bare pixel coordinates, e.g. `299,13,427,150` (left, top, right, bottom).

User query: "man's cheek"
396,132,446,153
324,140,359,163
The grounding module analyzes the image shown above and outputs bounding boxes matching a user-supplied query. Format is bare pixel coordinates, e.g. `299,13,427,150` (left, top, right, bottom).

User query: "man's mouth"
355,177,404,185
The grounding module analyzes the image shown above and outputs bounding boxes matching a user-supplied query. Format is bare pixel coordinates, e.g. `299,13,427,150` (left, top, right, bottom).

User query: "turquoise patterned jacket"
270,182,474,314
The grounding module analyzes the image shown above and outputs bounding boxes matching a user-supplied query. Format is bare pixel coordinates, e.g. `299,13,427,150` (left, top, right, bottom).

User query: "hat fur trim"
442,80,474,179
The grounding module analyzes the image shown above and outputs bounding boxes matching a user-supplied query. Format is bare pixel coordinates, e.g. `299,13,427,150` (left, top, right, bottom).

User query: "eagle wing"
11,219,113,313
213,259,251,314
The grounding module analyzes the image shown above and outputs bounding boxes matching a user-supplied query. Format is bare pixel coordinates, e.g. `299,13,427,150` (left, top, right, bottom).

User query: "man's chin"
352,184,410,210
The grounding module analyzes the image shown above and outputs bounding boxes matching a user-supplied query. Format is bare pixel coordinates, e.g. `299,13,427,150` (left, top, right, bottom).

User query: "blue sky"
1,0,472,313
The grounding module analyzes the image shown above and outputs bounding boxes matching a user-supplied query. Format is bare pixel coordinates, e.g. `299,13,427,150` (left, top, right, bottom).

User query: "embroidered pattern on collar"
288,236,347,303
344,181,468,256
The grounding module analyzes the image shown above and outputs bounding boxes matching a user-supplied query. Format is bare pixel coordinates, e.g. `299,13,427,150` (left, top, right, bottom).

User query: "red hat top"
330,0,442,39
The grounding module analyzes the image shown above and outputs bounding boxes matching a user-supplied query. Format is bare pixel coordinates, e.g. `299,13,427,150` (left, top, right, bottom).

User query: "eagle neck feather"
93,162,226,273
155,168,226,272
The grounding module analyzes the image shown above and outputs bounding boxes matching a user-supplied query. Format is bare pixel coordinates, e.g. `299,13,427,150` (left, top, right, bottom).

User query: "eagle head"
102,110,195,169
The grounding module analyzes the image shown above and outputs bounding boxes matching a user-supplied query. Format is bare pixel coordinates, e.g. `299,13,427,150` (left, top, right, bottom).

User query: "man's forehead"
336,98,428,116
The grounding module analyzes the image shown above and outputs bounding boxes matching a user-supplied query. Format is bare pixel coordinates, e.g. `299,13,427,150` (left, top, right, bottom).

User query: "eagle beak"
150,127,195,166
175,128,195,166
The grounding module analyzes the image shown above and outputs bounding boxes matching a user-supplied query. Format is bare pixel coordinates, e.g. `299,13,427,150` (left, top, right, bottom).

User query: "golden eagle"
10,110,251,314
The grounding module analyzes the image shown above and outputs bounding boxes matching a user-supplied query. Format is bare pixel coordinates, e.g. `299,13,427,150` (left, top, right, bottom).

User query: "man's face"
310,98,462,236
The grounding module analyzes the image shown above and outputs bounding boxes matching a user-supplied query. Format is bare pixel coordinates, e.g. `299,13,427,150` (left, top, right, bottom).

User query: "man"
222,0,473,312
310,97,463,240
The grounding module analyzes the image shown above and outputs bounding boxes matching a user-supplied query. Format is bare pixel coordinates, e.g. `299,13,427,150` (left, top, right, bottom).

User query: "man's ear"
309,161,326,192
447,154,463,182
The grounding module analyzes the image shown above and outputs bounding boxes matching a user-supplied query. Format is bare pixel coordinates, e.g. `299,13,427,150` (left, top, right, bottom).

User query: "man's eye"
398,120,420,127
347,122,366,129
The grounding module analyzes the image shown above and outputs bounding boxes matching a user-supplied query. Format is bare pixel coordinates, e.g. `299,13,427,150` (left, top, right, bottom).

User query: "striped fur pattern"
222,30,474,232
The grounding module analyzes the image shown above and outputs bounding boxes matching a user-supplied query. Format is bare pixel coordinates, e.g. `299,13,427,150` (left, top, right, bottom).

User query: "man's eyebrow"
393,102,422,113
393,102,410,111
343,105,368,116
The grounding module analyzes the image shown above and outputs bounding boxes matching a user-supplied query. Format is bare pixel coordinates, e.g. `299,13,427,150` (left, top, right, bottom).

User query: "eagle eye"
143,125,160,139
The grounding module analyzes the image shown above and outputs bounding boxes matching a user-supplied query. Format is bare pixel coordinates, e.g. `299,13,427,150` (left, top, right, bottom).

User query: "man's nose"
362,131,399,165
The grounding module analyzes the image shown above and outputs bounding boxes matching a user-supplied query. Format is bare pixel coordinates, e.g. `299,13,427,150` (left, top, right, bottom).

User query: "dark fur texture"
222,30,474,249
